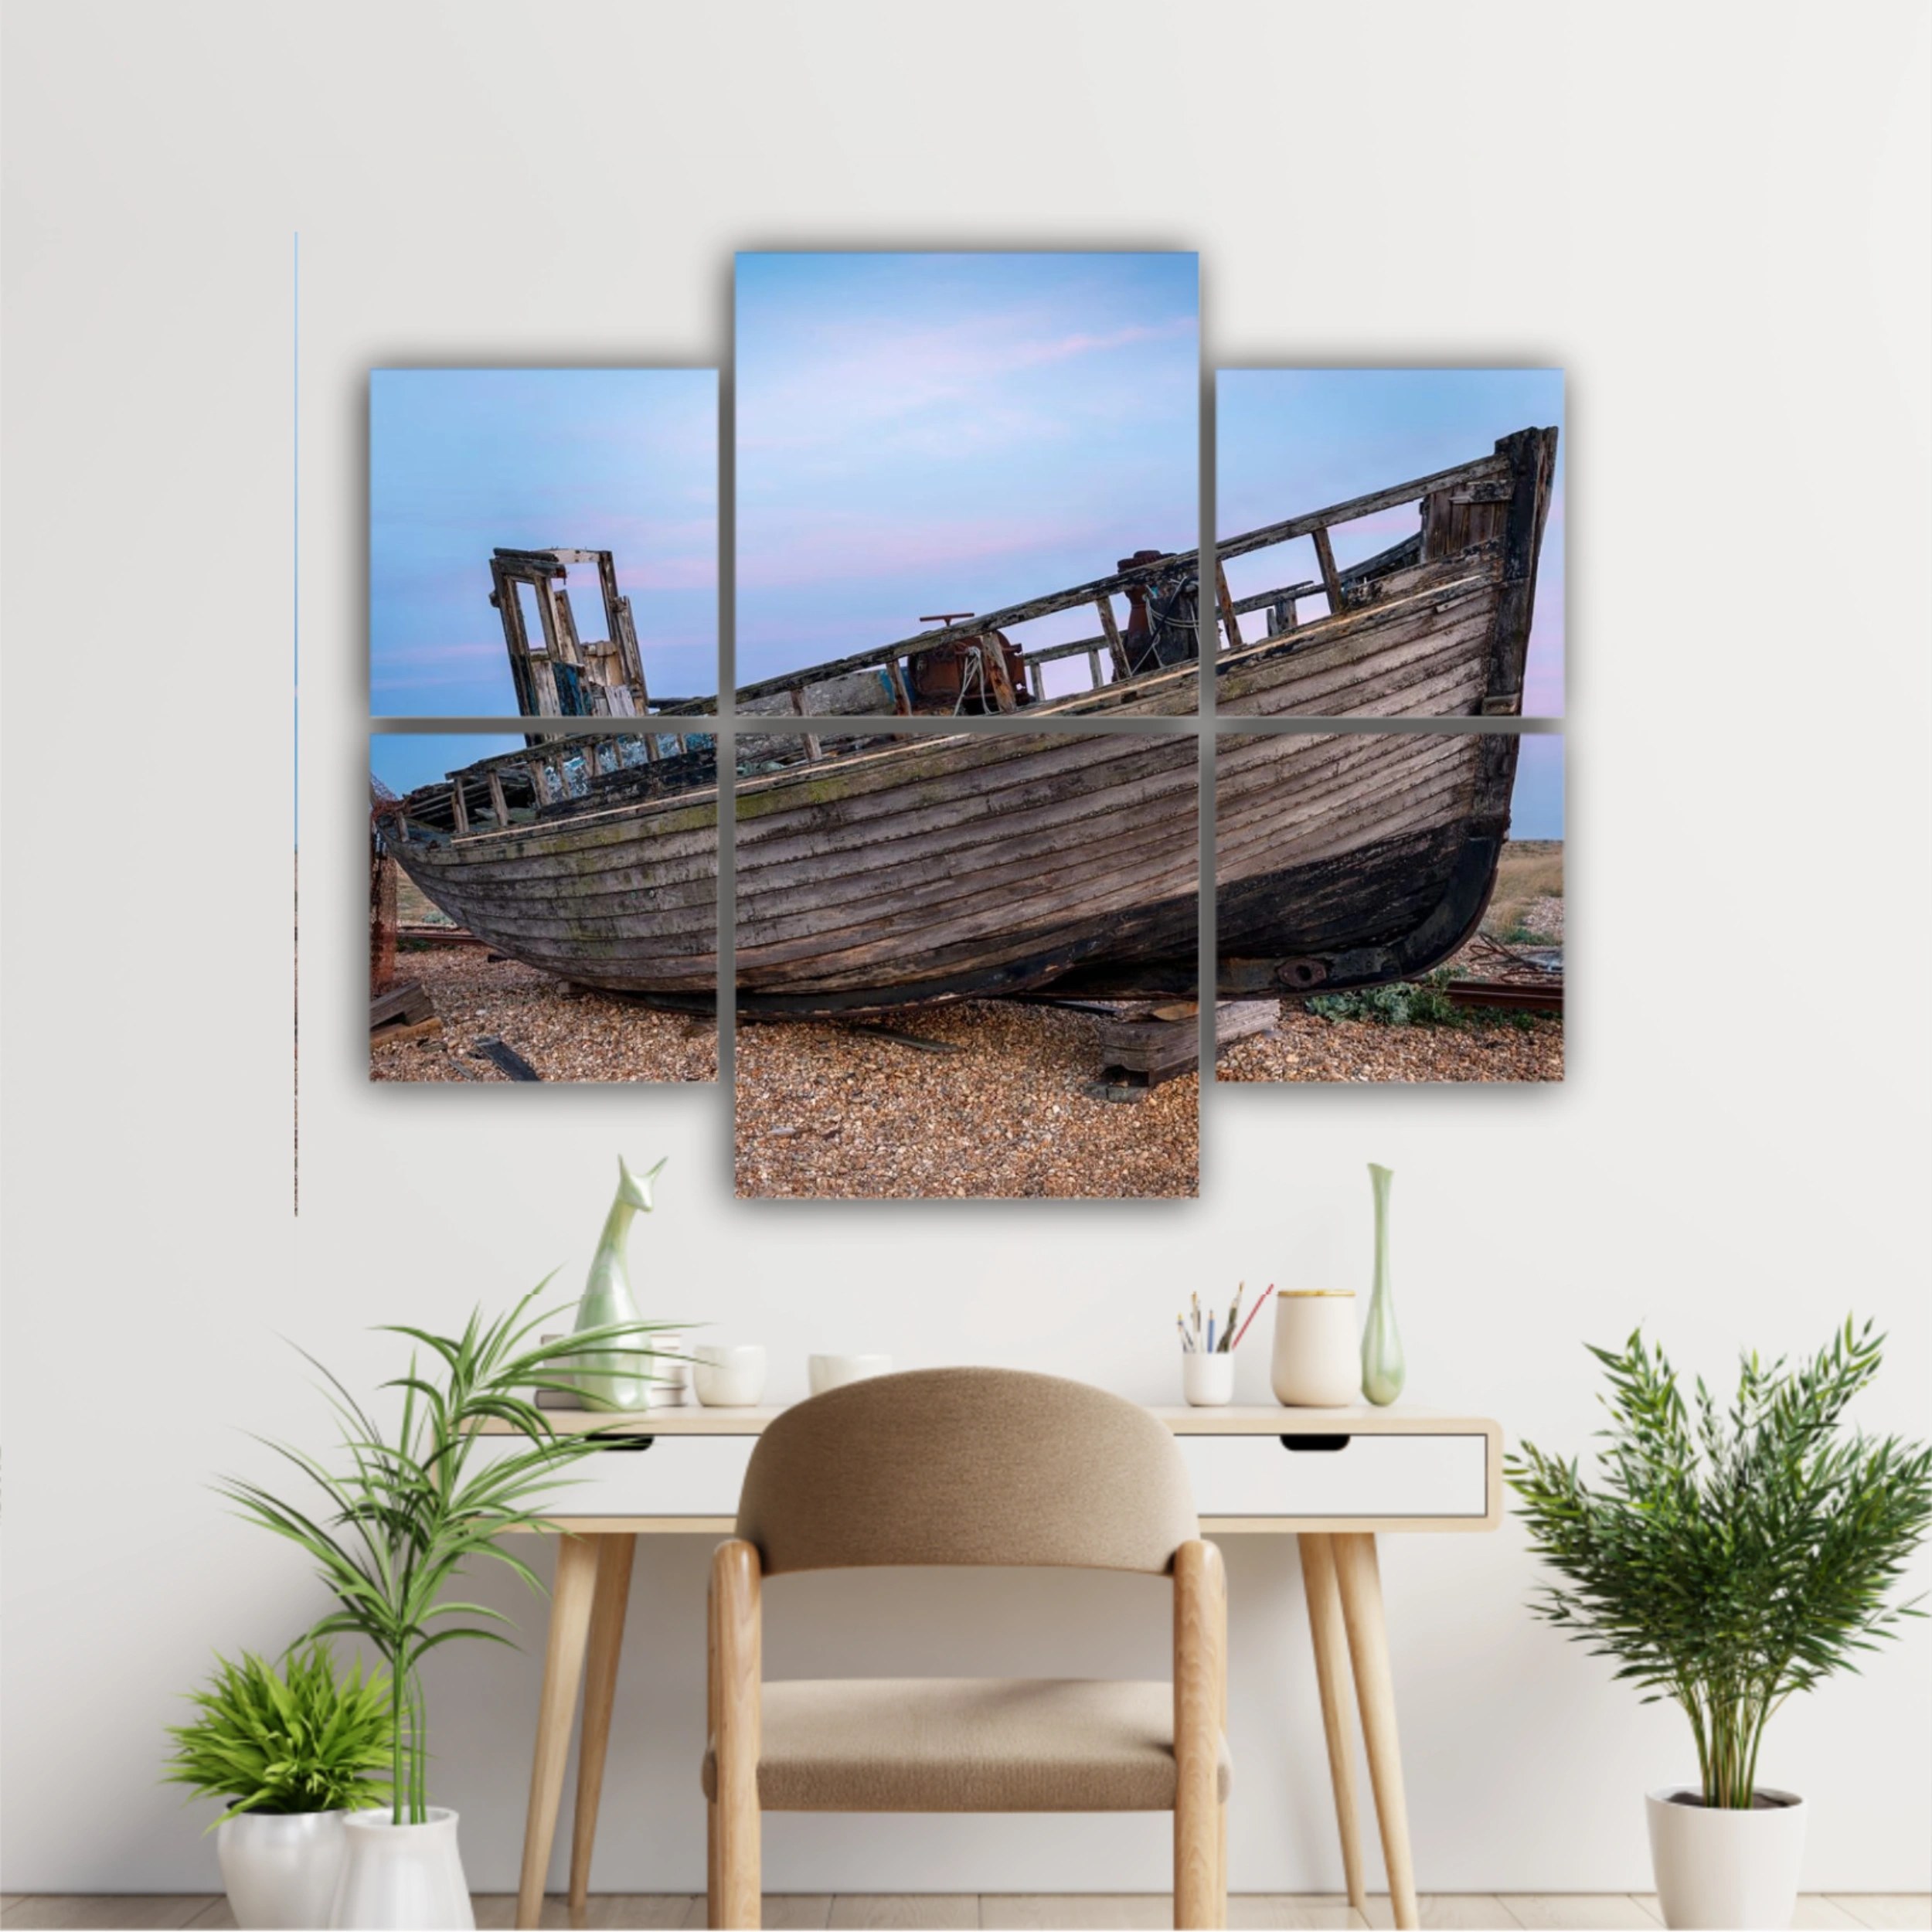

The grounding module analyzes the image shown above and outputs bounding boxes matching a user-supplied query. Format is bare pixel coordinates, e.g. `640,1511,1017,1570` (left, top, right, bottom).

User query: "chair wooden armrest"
1174,1538,1228,1930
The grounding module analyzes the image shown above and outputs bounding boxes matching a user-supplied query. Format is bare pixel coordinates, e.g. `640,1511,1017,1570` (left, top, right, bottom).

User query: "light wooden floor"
2,1896,1927,1930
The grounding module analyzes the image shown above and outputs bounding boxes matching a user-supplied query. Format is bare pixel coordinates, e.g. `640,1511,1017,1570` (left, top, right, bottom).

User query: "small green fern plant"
165,1641,393,1821
1507,1319,1931,1808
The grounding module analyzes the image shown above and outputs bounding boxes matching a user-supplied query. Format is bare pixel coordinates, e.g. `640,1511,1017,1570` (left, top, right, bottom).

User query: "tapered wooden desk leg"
1332,1532,1417,1931
1298,1532,1368,1913
569,1533,636,1920
517,1532,602,1931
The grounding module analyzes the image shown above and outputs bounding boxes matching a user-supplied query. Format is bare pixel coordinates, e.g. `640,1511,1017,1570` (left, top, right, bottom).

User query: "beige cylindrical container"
1270,1290,1361,1407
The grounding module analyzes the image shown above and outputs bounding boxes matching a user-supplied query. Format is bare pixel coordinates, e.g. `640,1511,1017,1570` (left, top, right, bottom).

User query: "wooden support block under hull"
370,981,434,1032
1097,1000,1278,1087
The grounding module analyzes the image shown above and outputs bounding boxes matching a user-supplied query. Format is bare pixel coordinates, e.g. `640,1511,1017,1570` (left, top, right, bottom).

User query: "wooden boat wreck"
377,428,1556,1012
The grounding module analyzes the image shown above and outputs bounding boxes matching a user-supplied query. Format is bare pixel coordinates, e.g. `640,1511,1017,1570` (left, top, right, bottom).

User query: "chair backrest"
734,1367,1198,1577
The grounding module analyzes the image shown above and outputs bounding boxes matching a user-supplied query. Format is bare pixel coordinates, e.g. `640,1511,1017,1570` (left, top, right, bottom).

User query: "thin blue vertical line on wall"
292,231,300,1216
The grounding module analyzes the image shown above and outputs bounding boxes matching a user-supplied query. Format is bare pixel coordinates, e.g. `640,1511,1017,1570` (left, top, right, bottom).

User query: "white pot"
216,1809,348,1930
330,1807,474,1930
1646,1785,1807,1930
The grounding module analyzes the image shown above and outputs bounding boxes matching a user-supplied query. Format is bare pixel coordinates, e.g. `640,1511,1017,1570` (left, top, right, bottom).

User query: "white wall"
4,0,1928,1899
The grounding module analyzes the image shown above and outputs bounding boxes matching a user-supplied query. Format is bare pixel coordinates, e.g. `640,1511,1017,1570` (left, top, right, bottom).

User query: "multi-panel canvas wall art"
734,729,1199,1199
368,731,719,1083
369,369,719,716
362,268,1566,1164
366,366,721,1081
1214,730,1563,1083
1216,367,1565,717
734,251,1201,712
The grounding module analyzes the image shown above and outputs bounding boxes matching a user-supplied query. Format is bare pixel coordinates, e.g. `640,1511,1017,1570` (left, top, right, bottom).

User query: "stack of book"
536,1336,692,1410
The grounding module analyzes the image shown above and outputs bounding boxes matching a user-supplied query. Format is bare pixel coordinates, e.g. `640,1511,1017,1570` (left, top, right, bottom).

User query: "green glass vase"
1361,1162,1406,1406
570,1155,666,1413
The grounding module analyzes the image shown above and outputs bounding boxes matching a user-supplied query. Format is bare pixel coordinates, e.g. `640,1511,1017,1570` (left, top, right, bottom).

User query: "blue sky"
369,369,717,713
1512,733,1564,839
736,253,1199,698
1217,369,1565,715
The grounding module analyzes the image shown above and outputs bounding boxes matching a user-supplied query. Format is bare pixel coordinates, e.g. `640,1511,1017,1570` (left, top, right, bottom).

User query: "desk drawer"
1177,1431,1488,1519
480,1433,758,1518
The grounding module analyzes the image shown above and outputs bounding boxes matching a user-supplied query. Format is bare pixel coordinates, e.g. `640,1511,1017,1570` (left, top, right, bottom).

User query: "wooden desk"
478,1403,1502,1931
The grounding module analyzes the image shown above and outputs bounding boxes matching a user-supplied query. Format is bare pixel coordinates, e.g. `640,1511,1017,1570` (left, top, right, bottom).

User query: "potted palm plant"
222,1281,679,1930
1508,1319,1930,1930
165,1641,392,1929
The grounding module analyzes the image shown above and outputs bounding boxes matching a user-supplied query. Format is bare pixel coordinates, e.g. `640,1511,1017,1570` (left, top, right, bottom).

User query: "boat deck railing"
729,446,1513,714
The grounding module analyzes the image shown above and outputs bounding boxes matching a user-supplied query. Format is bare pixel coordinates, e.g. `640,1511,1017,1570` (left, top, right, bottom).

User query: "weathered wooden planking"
370,981,434,1031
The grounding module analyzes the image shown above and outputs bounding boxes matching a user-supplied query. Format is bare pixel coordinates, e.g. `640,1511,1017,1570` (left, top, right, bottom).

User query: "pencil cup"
1182,1352,1236,1407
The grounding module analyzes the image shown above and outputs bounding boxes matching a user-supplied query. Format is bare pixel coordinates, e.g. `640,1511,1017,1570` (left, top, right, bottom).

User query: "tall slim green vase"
570,1155,666,1413
1361,1162,1406,1406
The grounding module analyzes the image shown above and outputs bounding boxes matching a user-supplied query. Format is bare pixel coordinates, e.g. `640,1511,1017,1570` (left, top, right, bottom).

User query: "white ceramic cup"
692,1345,767,1408
1270,1290,1361,1407
1182,1352,1236,1407
808,1352,893,1396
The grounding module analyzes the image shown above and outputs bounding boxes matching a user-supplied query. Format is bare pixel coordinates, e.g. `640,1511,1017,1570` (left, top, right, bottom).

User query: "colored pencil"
1229,1283,1275,1354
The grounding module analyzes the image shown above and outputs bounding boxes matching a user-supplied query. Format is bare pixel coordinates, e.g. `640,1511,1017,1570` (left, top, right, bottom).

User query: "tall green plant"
220,1281,679,1825
165,1641,393,1821
1506,1319,1931,1808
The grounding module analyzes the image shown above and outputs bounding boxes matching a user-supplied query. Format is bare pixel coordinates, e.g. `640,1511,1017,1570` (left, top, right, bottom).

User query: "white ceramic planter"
330,1808,474,1930
216,1809,348,1930
1646,1785,1807,1930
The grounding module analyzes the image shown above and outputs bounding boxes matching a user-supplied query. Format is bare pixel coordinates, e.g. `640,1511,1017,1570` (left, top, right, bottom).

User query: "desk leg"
569,1533,636,1920
517,1532,601,1931
1332,1532,1417,1932
1298,1533,1367,1914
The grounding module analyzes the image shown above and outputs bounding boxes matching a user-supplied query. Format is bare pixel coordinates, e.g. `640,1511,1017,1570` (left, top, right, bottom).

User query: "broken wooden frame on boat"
377,429,1557,1015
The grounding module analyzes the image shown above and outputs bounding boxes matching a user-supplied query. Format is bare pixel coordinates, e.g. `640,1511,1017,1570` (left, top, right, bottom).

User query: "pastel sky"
1217,369,1565,716
736,252,1199,698
1512,733,1564,839
369,369,717,714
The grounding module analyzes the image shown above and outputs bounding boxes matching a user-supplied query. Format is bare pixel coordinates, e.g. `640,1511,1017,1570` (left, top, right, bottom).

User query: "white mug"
808,1352,893,1396
692,1345,767,1408
1270,1291,1360,1407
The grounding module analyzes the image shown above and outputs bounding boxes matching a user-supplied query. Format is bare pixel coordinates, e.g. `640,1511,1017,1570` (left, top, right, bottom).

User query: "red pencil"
1229,1284,1274,1352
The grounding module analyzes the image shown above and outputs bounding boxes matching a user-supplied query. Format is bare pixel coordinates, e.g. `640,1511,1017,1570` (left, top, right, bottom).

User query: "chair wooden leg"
1174,1539,1226,1931
706,1801,719,1930
1299,1532,1368,1913
569,1532,636,1919
1332,1532,1418,1931
516,1532,602,1930
713,1540,763,1930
